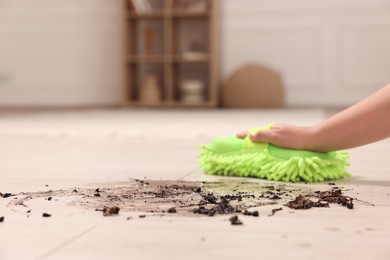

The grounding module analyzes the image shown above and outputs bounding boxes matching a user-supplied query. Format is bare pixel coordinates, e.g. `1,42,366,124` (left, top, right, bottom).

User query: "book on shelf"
138,0,152,13
128,0,161,14
127,0,136,11
173,0,207,12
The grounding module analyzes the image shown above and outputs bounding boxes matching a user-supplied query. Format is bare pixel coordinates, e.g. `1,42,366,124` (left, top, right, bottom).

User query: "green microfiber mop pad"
199,124,350,183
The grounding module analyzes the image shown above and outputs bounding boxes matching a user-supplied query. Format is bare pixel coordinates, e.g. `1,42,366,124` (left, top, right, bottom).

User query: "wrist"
306,125,326,152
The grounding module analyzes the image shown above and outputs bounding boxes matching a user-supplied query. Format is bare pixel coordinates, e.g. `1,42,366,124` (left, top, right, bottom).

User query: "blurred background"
0,0,390,108
3,3,390,260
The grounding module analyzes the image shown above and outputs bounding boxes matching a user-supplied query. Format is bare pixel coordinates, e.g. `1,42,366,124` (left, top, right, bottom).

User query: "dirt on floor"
4,179,357,221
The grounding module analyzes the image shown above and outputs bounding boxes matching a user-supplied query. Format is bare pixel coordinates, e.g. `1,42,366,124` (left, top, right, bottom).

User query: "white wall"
0,0,122,106
0,0,390,107
223,0,390,106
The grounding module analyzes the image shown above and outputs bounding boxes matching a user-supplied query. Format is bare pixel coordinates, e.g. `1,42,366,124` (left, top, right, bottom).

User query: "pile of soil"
286,188,354,210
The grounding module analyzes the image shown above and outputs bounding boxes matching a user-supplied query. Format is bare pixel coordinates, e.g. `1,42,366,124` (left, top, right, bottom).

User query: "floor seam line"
34,226,96,260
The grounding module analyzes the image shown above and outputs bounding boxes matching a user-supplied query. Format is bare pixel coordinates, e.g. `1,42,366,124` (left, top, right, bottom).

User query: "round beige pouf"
222,64,285,108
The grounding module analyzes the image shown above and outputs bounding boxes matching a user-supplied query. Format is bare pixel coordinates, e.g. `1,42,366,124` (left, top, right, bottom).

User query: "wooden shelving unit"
121,0,220,108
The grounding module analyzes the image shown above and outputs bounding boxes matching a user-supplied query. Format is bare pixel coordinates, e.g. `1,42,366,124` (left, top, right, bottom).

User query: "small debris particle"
126,216,133,220
229,215,243,225
269,207,283,216
243,210,259,217
286,195,328,210
47,196,52,201
26,210,31,213
167,207,177,213
139,215,146,218
193,206,215,216
1,192,13,198
328,183,336,185
194,187,202,193
94,193,101,197
102,206,120,216
270,194,281,200
42,213,51,217
0,216,4,222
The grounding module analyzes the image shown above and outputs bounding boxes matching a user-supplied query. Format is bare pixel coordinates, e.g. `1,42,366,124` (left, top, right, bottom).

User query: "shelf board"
123,100,214,108
127,55,165,63
173,55,210,63
128,10,165,19
123,100,166,107
172,101,214,108
172,11,210,18
127,55,209,64
124,101,170,107
127,11,210,19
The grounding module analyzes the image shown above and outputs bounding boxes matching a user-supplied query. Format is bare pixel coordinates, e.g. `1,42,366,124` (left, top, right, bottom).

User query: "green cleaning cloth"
199,124,350,183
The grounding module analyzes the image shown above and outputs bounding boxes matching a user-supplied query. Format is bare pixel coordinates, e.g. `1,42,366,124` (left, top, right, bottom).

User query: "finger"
250,130,273,143
236,131,247,139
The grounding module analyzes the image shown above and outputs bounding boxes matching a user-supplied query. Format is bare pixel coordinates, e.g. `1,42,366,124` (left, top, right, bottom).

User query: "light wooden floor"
1,109,390,259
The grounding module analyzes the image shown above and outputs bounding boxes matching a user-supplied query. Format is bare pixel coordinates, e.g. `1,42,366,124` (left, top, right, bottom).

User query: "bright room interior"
1,1,390,259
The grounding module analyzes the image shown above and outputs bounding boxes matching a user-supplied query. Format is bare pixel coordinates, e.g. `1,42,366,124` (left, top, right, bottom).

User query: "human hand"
236,124,319,151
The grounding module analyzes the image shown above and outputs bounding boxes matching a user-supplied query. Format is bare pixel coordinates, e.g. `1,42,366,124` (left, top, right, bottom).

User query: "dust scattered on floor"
4,179,357,222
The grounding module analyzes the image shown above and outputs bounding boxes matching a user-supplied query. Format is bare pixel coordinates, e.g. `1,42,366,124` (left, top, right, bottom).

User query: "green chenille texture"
199,125,350,183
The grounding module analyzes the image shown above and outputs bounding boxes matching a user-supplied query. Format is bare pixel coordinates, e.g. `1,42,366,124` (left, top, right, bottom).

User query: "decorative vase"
140,75,161,105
